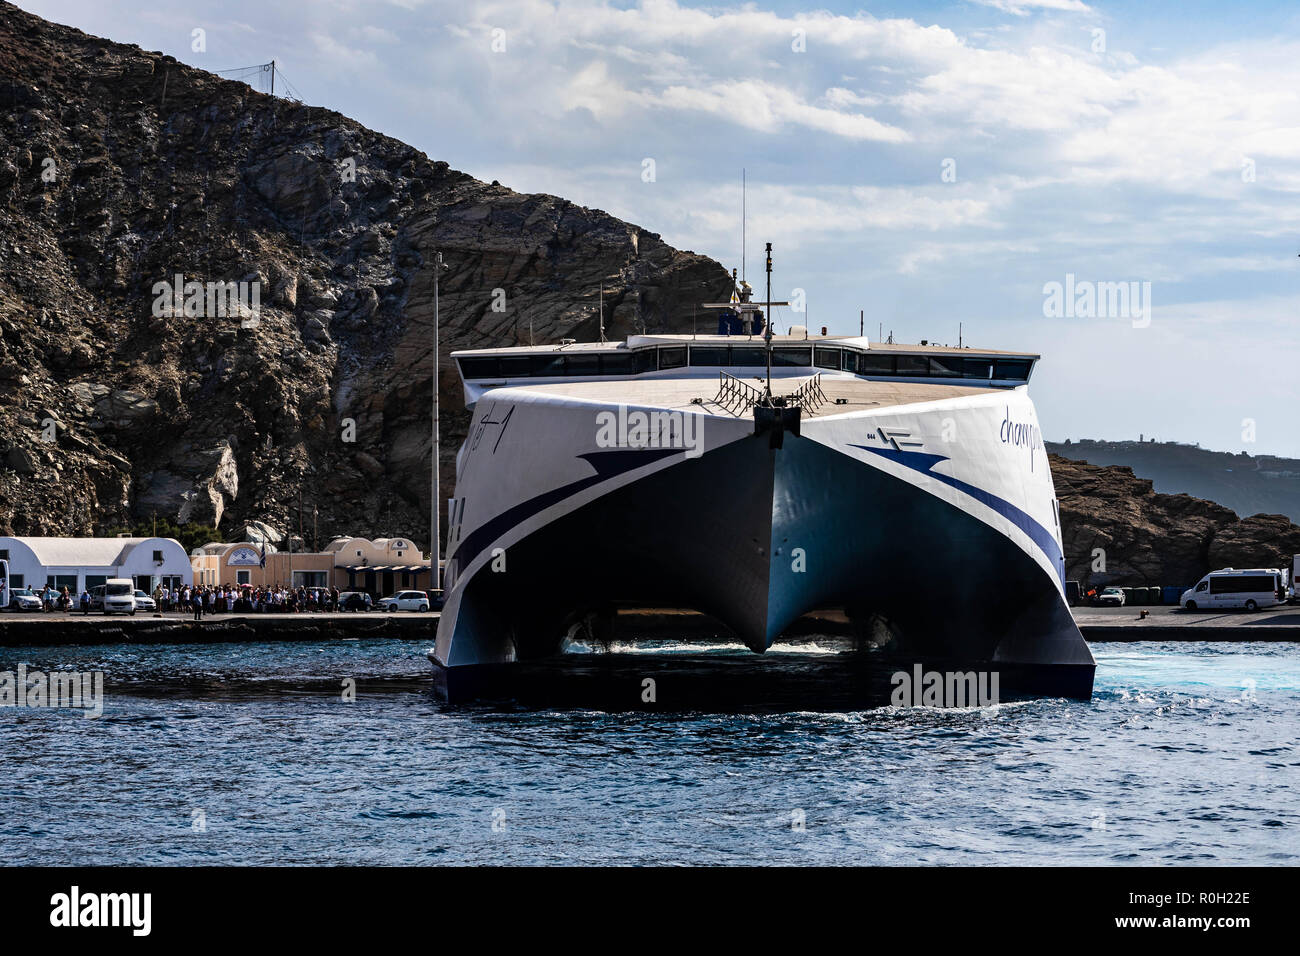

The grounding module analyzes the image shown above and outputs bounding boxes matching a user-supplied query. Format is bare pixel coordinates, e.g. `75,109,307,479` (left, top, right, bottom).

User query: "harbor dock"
0,604,1296,648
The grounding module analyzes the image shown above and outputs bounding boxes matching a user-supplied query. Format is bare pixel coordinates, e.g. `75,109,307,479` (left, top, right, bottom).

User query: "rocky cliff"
0,2,732,545
1050,454,1300,589
1048,439,1300,524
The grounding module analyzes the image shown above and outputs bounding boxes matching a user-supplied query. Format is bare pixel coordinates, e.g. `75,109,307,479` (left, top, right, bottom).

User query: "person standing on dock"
192,588,204,621
80,589,90,615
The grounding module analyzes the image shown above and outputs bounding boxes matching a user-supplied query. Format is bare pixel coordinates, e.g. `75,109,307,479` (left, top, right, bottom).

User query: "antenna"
599,282,605,343
860,309,864,338
742,169,746,283
764,241,773,399
959,321,963,348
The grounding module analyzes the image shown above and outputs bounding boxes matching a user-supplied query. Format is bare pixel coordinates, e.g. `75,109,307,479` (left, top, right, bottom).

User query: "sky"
19,0,1300,457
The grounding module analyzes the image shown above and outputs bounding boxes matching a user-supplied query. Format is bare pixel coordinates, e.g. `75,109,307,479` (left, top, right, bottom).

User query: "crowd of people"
17,583,365,617
152,584,344,618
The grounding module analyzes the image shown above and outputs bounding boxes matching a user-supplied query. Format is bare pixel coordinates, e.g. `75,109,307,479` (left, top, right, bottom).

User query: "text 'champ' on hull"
428,264,1095,706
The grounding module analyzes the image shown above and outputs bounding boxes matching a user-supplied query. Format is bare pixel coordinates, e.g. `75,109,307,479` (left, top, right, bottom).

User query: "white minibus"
1182,568,1285,612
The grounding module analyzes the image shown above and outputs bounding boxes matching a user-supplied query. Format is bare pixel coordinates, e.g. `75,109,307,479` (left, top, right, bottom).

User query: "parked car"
133,590,157,612
377,590,431,612
1096,587,1126,607
338,591,374,612
7,588,42,612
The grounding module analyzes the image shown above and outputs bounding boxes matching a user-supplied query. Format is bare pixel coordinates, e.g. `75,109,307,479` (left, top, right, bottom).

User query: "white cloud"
656,80,910,143
971,0,1093,16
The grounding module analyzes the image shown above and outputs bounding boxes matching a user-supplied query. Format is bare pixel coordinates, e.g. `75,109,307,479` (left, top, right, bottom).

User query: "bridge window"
962,358,994,380
855,354,895,375
689,346,730,366
927,356,963,377
896,355,929,376
602,353,635,374
730,346,768,366
530,355,566,377
499,356,531,377
565,355,601,375
772,347,812,366
631,350,657,373
815,347,842,370
659,346,687,369
994,358,1032,382
458,356,500,379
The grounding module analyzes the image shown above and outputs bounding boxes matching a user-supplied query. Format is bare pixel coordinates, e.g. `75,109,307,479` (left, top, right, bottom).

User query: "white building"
0,537,193,594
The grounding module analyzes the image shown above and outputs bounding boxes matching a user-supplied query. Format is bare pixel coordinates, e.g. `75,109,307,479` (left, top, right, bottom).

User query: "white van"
1181,568,1285,612
92,578,137,615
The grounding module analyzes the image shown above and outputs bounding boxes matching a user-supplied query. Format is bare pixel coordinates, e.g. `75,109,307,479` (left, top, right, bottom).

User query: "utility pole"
431,251,444,592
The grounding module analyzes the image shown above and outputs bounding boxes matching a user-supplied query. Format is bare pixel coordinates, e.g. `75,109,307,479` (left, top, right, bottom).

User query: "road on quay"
1073,603,1300,627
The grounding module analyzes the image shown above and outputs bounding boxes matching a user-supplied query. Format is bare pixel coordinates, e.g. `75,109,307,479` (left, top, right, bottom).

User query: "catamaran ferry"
429,257,1095,704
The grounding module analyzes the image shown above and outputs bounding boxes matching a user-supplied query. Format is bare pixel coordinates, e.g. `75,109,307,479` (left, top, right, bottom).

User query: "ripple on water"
0,638,1295,864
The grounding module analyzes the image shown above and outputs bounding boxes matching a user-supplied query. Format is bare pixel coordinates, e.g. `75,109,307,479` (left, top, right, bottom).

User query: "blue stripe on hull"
848,444,1066,587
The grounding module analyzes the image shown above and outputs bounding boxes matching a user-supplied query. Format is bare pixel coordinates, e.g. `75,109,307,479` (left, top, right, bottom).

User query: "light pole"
432,251,444,592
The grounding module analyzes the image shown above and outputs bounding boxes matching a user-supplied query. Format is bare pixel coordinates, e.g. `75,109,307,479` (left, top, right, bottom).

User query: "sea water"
0,639,1294,865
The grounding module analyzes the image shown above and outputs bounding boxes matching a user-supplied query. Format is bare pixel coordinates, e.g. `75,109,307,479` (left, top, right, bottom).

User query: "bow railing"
785,373,829,416
713,371,767,416
708,371,829,417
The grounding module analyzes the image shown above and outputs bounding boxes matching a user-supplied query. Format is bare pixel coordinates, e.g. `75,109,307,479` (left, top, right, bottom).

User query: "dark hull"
434,430,1094,705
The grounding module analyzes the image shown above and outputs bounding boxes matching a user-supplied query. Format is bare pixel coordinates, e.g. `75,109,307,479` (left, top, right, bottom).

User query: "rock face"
0,3,732,543
1050,454,1300,589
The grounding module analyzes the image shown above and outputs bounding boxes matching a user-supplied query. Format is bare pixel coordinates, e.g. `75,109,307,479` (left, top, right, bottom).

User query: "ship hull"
431,385,1095,706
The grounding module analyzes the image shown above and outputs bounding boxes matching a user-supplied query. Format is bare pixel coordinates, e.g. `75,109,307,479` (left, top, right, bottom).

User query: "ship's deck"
495,374,998,419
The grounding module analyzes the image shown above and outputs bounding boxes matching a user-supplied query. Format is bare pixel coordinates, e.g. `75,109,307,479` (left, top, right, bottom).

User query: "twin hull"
432,385,1095,702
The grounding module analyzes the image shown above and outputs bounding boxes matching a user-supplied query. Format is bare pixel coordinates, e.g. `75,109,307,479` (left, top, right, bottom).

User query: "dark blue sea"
1,639,1295,865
